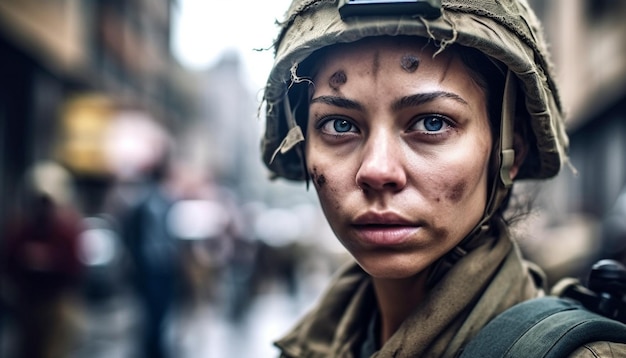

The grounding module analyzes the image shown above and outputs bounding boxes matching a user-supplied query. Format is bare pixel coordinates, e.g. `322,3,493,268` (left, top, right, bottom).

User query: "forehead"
308,36,484,92
308,36,485,102
312,36,453,76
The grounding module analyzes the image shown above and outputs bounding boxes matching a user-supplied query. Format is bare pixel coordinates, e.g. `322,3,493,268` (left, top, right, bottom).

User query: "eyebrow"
392,91,468,111
310,96,364,111
310,91,468,112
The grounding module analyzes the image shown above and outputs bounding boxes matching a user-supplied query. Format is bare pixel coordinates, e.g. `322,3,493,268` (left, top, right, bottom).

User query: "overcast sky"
171,0,292,91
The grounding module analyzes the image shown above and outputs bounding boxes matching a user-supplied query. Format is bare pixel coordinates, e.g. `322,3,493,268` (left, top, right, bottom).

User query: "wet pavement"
1,280,323,358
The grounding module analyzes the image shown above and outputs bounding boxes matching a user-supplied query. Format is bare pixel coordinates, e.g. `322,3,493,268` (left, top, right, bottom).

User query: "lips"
351,211,421,246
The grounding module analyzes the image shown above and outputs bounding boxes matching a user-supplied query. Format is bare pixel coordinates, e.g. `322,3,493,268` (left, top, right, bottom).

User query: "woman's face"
305,37,493,279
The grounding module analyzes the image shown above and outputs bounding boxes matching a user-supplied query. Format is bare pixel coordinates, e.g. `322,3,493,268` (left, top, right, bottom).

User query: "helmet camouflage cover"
261,0,569,182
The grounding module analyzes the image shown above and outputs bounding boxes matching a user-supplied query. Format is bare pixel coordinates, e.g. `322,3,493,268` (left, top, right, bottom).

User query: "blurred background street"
0,0,625,357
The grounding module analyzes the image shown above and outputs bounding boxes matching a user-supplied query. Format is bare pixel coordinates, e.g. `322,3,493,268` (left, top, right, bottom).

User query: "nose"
355,132,407,192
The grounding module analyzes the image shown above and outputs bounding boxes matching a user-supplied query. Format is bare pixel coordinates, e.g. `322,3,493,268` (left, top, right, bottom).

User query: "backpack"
460,260,626,358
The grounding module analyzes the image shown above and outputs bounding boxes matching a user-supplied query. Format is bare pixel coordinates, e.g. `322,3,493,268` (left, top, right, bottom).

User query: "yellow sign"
57,94,114,176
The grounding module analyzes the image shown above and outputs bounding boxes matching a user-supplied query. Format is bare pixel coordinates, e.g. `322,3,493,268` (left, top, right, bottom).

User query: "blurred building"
0,0,196,221
182,51,265,201
532,0,626,218
523,0,626,280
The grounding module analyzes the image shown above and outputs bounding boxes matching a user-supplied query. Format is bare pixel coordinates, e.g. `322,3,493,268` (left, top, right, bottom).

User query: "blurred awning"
57,93,169,179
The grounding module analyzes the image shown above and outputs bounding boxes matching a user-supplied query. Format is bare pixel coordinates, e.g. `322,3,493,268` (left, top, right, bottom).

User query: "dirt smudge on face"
309,167,327,189
329,70,347,91
400,54,420,73
431,225,449,243
316,174,327,188
446,180,467,203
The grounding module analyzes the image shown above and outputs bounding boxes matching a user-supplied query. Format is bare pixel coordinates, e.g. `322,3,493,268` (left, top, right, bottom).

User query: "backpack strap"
460,296,626,358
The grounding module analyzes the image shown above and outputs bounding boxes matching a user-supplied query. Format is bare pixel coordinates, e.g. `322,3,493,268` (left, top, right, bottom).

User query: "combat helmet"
261,0,569,185
260,0,570,284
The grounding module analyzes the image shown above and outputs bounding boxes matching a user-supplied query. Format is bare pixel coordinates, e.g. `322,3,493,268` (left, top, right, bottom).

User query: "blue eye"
424,116,444,131
333,119,353,133
412,115,450,133
318,117,358,135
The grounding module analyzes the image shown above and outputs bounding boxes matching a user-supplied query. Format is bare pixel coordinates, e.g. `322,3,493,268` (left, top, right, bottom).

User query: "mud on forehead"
303,36,433,75
325,50,390,91
323,52,417,91
401,54,420,73
328,70,347,91
304,36,458,87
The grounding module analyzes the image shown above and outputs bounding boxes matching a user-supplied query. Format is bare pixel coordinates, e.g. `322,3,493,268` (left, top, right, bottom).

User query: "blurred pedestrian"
1,161,85,358
120,156,182,358
259,0,626,356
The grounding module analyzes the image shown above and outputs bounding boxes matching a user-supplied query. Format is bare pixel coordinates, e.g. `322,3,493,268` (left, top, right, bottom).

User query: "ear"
509,131,528,180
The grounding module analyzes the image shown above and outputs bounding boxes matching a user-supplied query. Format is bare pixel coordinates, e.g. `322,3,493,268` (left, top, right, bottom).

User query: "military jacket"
274,229,626,357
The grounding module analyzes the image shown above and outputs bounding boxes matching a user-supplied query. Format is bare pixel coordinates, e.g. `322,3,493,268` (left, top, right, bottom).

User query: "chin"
356,254,432,280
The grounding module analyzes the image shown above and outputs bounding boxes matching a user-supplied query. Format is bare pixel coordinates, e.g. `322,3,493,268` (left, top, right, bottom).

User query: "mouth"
351,212,421,246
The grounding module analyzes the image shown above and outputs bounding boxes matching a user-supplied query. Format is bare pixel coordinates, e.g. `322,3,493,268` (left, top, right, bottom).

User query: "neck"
372,271,429,344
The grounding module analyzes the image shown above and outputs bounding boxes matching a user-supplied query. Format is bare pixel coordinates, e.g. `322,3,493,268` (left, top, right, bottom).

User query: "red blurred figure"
1,162,85,358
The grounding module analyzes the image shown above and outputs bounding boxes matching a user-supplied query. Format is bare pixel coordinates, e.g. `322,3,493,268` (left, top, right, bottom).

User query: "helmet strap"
499,70,517,189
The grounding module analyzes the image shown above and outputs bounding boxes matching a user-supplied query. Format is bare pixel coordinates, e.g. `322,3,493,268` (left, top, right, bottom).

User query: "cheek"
441,136,492,203
308,166,327,190
305,145,344,212
305,137,341,191
429,176,470,207
426,173,485,245
426,151,488,207
309,166,345,216
446,179,468,203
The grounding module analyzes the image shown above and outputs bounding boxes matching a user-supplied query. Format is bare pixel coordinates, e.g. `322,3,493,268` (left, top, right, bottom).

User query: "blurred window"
585,0,624,22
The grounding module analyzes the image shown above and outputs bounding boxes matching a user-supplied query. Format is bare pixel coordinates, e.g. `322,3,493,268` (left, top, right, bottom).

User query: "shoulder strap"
460,296,626,358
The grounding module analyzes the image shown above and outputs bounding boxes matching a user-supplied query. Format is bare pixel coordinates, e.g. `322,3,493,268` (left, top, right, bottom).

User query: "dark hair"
455,45,505,137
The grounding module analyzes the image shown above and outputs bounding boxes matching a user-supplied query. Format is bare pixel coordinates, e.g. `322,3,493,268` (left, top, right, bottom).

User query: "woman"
260,0,626,356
